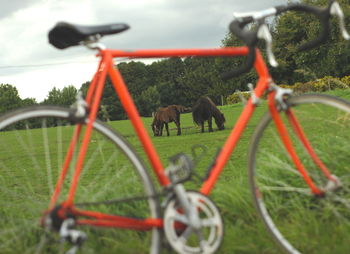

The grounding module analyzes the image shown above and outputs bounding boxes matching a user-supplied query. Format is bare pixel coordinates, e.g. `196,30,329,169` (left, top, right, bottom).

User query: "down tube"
200,99,257,195
107,60,170,186
200,50,269,195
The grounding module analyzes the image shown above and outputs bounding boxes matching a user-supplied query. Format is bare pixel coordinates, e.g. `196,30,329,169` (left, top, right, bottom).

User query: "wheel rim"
249,95,350,254
0,106,161,254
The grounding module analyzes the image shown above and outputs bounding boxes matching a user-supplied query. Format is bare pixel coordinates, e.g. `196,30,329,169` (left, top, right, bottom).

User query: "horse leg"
177,114,182,135
165,123,170,136
201,121,205,133
175,120,181,135
160,122,164,136
208,117,213,132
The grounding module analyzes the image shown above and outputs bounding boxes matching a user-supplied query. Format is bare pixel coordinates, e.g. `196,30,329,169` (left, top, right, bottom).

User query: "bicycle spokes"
251,94,350,253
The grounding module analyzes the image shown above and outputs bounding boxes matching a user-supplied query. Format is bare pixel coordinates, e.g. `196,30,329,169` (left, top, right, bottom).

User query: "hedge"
227,75,350,105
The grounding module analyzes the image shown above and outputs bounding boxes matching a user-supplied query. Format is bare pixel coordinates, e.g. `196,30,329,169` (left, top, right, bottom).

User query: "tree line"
1,0,349,120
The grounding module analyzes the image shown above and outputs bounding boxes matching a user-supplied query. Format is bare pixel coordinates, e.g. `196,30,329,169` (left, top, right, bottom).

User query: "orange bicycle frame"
48,46,329,230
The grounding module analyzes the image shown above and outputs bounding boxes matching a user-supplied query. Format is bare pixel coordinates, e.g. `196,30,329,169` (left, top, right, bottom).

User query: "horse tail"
192,105,201,125
192,100,207,125
174,105,184,113
185,107,192,112
151,112,157,126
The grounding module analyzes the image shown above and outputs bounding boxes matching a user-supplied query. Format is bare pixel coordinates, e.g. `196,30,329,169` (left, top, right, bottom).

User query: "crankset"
163,191,223,254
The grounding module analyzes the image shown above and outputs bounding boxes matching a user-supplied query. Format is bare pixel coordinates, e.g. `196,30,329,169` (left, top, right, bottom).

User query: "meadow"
104,89,350,253
94,99,277,253
1,89,350,253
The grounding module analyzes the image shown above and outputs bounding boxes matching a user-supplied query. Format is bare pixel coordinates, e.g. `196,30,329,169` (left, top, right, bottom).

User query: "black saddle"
48,22,130,49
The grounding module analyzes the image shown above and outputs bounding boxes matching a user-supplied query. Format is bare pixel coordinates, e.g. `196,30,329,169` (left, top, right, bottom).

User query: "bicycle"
0,1,349,253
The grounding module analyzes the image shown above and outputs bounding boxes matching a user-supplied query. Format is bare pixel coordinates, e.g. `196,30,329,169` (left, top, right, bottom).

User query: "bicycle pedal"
166,153,194,185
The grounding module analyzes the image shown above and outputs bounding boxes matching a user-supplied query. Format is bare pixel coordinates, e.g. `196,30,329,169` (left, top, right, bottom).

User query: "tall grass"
1,90,350,253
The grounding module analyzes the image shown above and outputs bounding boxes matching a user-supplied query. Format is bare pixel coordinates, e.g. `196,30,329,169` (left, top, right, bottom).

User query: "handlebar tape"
221,19,258,79
275,3,331,51
222,2,333,80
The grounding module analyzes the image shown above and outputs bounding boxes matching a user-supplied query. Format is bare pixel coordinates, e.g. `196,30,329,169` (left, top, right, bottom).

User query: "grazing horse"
192,96,225,133
151,105,190,136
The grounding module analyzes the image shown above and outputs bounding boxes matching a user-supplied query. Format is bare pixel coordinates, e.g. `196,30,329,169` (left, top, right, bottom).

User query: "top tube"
106,47,249,59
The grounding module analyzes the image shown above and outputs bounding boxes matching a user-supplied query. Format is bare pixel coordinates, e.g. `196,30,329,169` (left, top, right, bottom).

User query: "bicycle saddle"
48,22,130,49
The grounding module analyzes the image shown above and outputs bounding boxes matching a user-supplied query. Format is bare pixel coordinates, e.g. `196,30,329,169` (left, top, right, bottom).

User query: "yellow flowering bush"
226,76,350,104
226,91,250,104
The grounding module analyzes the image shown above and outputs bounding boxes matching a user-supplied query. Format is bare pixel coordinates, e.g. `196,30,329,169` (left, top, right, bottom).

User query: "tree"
60,86,78,106
147,58,188,106
219,0,350,86
72,0,349,120
42,87,62,105
271,0,350,83
0,84,23,114
136,86,160,116
98,78,127,121
42,86,77,107
118,61,151,97
21,98,37,107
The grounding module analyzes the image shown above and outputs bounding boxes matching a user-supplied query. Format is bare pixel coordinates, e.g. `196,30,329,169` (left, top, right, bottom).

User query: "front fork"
267,83,341,196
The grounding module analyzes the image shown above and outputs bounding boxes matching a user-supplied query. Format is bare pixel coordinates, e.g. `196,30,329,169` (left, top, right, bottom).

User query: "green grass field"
1,89,350,254
110,99,270,253
91,89,350,253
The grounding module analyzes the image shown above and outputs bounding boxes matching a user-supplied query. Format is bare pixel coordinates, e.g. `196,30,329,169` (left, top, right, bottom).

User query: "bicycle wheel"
0,105,161,254
249,94,350,254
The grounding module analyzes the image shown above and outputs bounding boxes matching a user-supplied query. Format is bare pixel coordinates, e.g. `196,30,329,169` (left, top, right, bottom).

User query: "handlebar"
275,3,331,51
221,18,258,79
223,0,349,80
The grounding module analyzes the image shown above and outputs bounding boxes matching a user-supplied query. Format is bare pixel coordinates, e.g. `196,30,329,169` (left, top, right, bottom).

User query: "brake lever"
330,1,350,40
257,24,278,67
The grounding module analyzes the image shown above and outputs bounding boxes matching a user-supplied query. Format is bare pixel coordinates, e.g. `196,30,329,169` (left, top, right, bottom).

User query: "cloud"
0,0,289,101
0,0,37,19
0,56,99,101
0,0,96,70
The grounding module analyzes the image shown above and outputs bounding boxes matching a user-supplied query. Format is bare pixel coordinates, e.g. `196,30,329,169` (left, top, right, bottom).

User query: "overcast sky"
0,0,289,102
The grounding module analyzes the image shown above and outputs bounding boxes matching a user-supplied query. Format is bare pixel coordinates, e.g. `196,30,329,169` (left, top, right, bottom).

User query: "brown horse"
192,96,225,133
151,105,190,136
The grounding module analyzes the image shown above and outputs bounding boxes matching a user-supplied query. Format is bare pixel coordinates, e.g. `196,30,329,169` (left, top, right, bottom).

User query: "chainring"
163,191,223,254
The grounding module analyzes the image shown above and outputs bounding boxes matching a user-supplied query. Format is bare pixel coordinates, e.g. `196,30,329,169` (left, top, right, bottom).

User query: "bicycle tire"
248,94,350,254
0,105,162,254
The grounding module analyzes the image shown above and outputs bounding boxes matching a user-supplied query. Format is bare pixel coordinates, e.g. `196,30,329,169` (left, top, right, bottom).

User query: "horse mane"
203,97,225,122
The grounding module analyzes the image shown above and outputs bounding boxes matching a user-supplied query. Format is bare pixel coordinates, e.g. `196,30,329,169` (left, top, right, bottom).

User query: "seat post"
83,40,106,50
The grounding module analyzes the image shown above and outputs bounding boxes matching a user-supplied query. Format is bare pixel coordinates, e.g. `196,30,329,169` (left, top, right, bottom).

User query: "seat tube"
50,61,104,209
268,92,323,195
49,124,83,209
65,54,109,206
